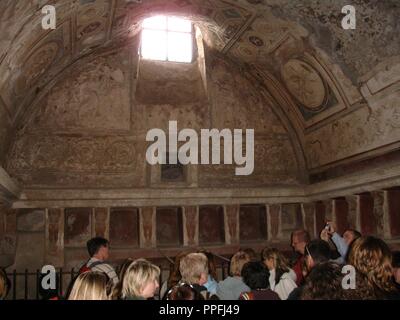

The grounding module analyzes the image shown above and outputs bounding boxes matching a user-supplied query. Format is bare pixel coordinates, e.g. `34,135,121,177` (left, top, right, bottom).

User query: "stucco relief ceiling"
2,0,390,127
0,0,399,175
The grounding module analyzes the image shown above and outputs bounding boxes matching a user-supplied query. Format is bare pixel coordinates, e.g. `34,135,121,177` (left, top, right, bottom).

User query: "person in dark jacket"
239,261,280,300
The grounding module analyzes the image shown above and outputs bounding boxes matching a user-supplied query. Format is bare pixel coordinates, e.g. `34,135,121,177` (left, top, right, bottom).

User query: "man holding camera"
320,222,361,264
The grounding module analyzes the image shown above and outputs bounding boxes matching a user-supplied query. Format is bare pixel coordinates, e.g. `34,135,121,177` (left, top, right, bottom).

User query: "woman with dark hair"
262,247,297,300
166,283,204,300
241,248,257,261
300,261,377,300
301,262,351,300
287,239,332,300
239,261,280,300
111,258,133,300
348,236,400,299
160,251,189,299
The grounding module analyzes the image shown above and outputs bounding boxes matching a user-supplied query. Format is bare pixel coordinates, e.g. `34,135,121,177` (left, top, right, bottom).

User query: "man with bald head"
290,229,311,286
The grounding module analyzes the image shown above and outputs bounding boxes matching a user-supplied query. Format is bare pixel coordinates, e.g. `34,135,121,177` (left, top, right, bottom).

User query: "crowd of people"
1,221,400,300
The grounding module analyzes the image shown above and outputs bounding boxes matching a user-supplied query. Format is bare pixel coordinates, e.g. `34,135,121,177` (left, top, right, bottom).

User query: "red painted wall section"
388,190,400,237
359,193,377,236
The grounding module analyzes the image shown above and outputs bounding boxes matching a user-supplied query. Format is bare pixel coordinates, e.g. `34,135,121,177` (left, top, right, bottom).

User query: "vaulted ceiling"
0,0,399,186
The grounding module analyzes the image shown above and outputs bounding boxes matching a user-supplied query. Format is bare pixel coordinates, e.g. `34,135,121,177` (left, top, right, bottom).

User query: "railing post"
59,268,63,297
12,270,16,300
36,269,40,300
158,265,162,300
24,269,28,300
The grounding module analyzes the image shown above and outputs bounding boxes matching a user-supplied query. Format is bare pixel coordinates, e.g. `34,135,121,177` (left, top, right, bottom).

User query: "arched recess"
6,34,308,189
1,6,310,186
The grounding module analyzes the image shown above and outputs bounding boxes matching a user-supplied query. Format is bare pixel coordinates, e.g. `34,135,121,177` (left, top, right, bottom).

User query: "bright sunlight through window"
141,16,193,63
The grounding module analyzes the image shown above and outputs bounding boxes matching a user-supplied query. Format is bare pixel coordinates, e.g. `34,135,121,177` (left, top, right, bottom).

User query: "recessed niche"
199,206,225,245
109,208,139,247
359,193,376,236
334,198,349,235
156,207,183,247
315,201,326,233
161,153,186,182
239,205,267,242
280,204,303,239
387,189,400,237
64,208,92,246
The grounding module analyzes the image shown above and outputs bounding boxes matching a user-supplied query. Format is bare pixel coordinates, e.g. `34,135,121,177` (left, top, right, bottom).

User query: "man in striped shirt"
84,237,119,286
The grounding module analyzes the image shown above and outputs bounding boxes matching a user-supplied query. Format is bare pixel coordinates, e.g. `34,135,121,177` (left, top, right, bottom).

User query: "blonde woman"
68,271,111,300
121,259,160,300
160,251,189,300
262,247,297,300
216,251,251,300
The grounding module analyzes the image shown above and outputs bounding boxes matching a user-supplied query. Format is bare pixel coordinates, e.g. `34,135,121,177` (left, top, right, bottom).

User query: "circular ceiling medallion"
26,41,59,81
281,59,327,111
15,41,59,95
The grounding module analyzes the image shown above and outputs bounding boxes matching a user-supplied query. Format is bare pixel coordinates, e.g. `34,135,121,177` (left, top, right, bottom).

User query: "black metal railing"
6,262,230,300
6,267,78,300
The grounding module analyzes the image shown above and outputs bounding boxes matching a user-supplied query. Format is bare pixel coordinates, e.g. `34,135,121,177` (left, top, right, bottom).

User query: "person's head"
304,239,331,272
242,248,257,261
0,268,10,300
87,237,110,260
118,258,134,280
343,229,361,246
122,259,160,299
230,251,251,277
261,247,290,272
166,283,204,300
291,230,310,255
392,251,400,284
68,271,111,300
38,271,59,300
348,236,395,292
241,261,270,290
110,258,134,300
168,251,190,289
198,250,217,280
180,253,208,286
301,262,349,300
